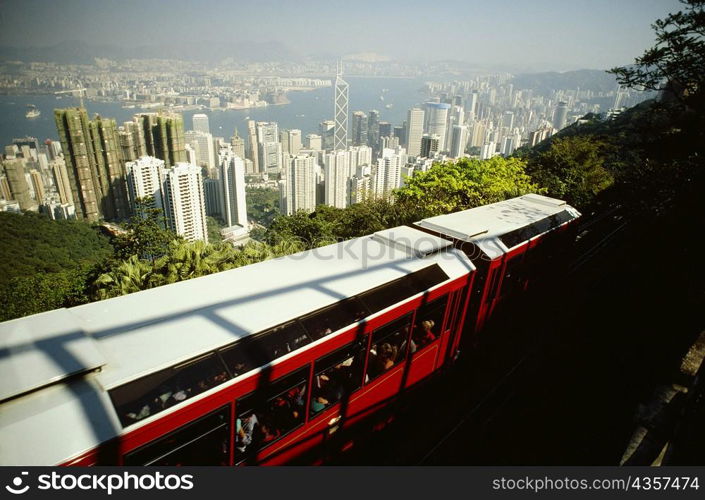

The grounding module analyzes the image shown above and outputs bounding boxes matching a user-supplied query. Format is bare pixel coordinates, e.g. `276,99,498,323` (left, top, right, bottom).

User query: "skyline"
0,0,683,72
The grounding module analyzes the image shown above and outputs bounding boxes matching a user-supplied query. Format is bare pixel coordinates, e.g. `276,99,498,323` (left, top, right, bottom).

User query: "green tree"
114,197,179,261
525,136,614,207
206,216,225,243
395,157,539,215
608,0,705,107
265,209,339,249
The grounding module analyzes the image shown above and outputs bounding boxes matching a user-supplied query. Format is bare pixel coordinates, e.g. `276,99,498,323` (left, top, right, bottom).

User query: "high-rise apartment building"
424,102,450,152
230,130,246,159
125,156,165,212
367,110,380,150
162,163,208,242
281,154,317,215
450,125,469,158
134,112,187,168
420,134,440,158
2,158,35,210
324,150,351,209
219,153,248,228
246,120,260,173
185,130,216,171
50,158,73,205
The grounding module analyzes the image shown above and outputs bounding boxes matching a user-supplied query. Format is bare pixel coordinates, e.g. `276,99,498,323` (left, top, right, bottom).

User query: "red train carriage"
0,226,474,465
0,194,579,466
414,194,580,334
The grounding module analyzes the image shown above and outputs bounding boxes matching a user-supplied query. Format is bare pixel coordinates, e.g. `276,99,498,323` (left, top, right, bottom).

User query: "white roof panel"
0,309,105,402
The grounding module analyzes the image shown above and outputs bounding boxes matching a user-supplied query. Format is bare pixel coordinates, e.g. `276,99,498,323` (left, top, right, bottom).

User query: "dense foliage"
246,186,280,227
0,211,112,282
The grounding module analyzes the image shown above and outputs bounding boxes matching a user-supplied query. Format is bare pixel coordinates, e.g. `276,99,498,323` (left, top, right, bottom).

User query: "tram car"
0,194,579,465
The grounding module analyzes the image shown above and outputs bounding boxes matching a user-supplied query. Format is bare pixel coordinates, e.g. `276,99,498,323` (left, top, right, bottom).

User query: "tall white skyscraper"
259,141,283,174
125,156,165,211
450,125,469,158
185,130,215,171
192,114,210,134
373,148,404,197
333,61,349,151
162,163,208,242
406,108,425,157
282,154,317,215
220,153,248,228
324,150,351,208
424,102,451,151
288,129,302,155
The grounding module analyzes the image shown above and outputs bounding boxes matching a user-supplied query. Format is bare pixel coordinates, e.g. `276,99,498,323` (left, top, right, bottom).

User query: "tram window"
501,257,525,297
299,297,369,340
219,322,312,377
366,315,412,382
235,368,308,458
412,296,448,352
310,339,366,416
124,406,230,465
110,353,230,428
359,264,449,314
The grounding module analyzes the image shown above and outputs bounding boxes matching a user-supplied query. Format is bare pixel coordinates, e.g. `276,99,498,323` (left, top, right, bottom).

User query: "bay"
0,77,427,147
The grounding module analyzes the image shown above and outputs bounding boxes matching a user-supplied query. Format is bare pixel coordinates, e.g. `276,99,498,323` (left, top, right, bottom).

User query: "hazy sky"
0,0,683,70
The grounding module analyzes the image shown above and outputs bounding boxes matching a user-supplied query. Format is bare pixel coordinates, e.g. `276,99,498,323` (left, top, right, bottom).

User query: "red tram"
0,194,579,465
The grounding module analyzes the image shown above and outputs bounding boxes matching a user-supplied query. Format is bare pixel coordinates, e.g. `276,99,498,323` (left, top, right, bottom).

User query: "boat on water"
25,105,40,118
385,103,393,109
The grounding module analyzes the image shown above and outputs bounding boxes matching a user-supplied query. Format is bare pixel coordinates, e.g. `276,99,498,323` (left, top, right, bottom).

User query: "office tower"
185,130,216,171
420,134,440,158
450,125,469,158
319,120,335,151
406,108,425,157
162,163,208,242
256,122,279,144
480,142,496,160
282,154,317,215
2,158,35,210
324,150,351,209
125,156,165,212
501,136,517,156
470,120,487,148
246,120,260,173
367,110,380,150
333,62,349,151
192,113,210,134
134,112,186,167
378,122,392,141
279,129,290,154
88,115,130,220
394,125,406,146
352,111,368,146
305,134,322,151
288,129,302,155
220,153,248,228
29,170,45,204
203,178,223,218
50,158,73,205
258,141,282,174
553,101,568,130
380,136,399,150
230,129,246,159
424,102,450,151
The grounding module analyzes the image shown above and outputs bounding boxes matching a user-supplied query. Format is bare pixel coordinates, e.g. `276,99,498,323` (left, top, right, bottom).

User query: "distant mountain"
511,69,620,94
0,40,301,64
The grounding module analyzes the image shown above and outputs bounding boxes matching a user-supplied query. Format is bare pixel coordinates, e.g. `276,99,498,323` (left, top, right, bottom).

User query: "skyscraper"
373,148,404,197
351,111,368,146
185,130,216,171
282,154,317,215
192,114,210,134
450,125,469,158
162,163,208,242
89,115,130,220
406,108,425,157
134,112,187,168
424,102,451,152
319,120,335,151
246,120,260,173
333,61,349,151
367,110,380,150
2,158,35,210
125,156,165,212
553,102,569,130
50,158,73,205
230,129,246,159
219,153,248,228
420,134,440,158
324,150,351,209
288,129,302,155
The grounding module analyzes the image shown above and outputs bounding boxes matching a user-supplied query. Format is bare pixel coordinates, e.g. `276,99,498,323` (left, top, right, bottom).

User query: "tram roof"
415,194,580,259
